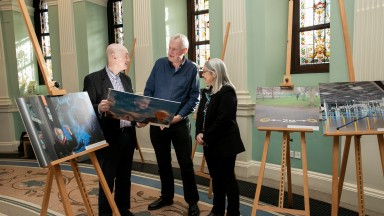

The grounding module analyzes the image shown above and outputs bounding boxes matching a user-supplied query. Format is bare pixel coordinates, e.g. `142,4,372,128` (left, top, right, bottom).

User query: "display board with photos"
16,92,106,167
255,86,321,131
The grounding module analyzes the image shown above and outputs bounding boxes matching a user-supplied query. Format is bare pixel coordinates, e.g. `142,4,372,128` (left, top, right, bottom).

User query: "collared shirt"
106,67,124,90
105,67,132,128
172,58,186,72
144,57,200,118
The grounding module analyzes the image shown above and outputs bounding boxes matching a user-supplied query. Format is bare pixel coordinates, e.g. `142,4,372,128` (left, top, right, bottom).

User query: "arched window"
107,0,124,44
291,0,330,74
187,0,210,74
34,0,52,84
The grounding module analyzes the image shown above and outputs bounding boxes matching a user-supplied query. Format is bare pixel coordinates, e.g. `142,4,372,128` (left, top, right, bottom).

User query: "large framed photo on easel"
16,0,120,214
252,86,320,216
16,92,106,167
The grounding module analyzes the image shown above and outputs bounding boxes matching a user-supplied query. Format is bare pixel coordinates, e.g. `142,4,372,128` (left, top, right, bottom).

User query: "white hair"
205,58,235,94
170,34,189,49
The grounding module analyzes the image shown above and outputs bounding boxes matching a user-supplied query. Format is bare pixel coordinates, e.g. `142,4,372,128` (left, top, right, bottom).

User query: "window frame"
291,0,330,74
107,0,124,44
187,0,210,75
34,0,52,85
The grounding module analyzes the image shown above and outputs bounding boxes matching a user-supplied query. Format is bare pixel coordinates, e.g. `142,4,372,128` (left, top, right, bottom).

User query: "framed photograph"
107,89,181,127
319,81,384,133
255,86,320,131
16,92,106,167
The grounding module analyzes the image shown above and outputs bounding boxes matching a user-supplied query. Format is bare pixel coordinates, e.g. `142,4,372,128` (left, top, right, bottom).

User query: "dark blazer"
195,85,245,158
83,68,138,158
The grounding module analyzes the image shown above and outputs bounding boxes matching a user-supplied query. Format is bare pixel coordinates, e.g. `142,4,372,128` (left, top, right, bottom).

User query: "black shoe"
126,210,135,216
119,209,135,216
188,203,200,216
148,198,173,210
207,212,223,216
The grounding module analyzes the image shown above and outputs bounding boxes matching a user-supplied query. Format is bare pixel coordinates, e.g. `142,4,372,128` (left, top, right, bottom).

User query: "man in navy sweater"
144,34,201,216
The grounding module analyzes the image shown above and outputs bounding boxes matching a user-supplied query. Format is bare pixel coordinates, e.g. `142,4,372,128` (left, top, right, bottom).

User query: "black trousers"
149,118,199,205
204,149,240,216
98,128,136,216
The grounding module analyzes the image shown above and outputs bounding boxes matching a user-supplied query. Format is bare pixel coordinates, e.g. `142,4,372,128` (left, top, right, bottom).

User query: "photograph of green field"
254,86,321,130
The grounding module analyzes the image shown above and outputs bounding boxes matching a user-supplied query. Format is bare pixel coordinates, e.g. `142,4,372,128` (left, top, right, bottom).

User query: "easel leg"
200,155,213,199
300,132,310,216
52,164,74,216
191,140,198,159
331,136,340,216
208,178,213,199
278,132,288,208
70,159,95,215
354,136,365,216
40,167,54,216
377,134,384,176
286,133,293,208
89,152,121,216
136,143,145,163
338,135,351,206
191,140,213,199
252,131,271,216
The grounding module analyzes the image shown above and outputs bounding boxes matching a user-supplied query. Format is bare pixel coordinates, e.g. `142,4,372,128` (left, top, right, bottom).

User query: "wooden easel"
17,0,120,215
251,127,311,216
191,140,213,199
125,37,145,163
280,0,294,89
17,0,65,96
325,131,384,216
40,145,120,216
191,22,231,199
324,1,383,215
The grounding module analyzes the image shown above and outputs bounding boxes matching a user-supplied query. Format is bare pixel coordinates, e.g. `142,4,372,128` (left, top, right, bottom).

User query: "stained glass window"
16,38,35,94
292,0,330,73
188,0,210,73
108,0,124,44
34,0,53,85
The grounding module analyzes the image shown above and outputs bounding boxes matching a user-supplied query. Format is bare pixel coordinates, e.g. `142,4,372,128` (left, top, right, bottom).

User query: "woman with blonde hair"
195,58,245,216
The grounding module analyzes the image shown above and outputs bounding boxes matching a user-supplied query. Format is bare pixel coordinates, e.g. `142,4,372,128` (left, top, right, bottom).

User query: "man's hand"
63,125,72,135
136,122,147,128
98,99,111,113
171,115,183,124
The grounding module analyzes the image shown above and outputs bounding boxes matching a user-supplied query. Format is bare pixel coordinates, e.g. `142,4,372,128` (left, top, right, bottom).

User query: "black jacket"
196,85,245,158
83,68,138,158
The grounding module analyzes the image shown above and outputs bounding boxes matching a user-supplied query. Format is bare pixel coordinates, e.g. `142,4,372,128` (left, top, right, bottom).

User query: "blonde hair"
204,58,235,94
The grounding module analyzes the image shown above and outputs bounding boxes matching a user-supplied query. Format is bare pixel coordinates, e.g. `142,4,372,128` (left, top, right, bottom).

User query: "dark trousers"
150,118,199,205
205,149,240,216
98,129,136,216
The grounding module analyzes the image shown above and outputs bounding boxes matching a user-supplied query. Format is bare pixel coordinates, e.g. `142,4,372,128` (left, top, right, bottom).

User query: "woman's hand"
196,133,205,146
